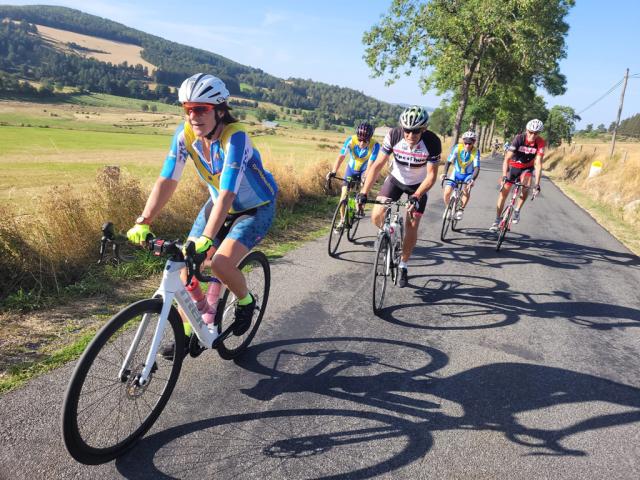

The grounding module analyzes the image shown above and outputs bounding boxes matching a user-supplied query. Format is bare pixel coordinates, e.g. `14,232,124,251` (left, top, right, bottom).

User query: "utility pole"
609,68,629,158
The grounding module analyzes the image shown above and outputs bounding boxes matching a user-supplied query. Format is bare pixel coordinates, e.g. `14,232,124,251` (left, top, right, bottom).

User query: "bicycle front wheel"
328,200,346,256
372,234,391,315
496,206,512,252
440,196,455,241
346,208,360,242
61,298,184,465
216,251,270,360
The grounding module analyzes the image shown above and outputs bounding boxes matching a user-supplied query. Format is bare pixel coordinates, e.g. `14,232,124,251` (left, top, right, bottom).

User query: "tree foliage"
363,0,574,141
545,105,580,146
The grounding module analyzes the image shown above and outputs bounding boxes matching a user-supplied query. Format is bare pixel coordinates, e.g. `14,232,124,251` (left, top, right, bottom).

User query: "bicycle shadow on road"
438,228,639,270
236,337,640,457
375,273,640,332
116,337,640,478
115,406,431,480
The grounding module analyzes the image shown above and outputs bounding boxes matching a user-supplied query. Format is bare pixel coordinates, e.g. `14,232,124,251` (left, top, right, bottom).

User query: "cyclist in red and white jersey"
358,106,441,287
490,119,545,232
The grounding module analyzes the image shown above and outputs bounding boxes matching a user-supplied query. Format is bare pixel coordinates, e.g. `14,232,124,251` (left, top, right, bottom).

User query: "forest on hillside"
0,5,403,127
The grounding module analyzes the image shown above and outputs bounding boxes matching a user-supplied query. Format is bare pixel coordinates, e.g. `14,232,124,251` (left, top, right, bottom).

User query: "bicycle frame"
120,258,223,386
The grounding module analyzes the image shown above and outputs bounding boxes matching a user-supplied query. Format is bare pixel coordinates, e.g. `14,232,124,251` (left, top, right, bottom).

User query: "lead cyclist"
357,106,441,288
127,73,278,356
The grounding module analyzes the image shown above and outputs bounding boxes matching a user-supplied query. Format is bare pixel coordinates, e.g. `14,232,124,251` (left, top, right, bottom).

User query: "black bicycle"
440,179,467,241
326,174,364,256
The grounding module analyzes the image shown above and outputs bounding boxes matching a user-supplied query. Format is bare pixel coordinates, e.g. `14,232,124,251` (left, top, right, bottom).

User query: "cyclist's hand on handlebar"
356,192,367,206
407,195,420,214
189,235,213,255
127,223,153,245
440,174,446,187
533,184,541,197
326,171,336,181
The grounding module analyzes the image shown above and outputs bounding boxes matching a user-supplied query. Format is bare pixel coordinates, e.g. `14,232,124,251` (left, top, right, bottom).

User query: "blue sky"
8,0,640,128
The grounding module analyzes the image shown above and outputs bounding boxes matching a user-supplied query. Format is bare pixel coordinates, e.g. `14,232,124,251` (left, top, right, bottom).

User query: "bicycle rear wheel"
372,234,391,315
496,206,512,252
440,196,455,241
328,200,346,256
62,298,184,465
216,251,270,360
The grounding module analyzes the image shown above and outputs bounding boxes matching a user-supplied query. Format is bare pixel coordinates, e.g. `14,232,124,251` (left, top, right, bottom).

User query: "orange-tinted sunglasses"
183,103,215,115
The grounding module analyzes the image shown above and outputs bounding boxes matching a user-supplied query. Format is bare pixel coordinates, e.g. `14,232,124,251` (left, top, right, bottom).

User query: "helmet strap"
206,112,223,140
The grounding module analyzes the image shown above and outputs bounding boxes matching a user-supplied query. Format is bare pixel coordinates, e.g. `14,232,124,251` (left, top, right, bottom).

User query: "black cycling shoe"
233,294,256,336
398,267,409,288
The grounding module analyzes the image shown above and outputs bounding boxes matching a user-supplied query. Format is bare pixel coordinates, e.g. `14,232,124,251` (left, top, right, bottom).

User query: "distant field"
35,23,157,72
0,99,349,212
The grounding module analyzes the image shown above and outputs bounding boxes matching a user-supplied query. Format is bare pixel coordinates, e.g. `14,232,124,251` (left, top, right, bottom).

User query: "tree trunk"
451,63,477,144
477,124,484,153
486,119,495,151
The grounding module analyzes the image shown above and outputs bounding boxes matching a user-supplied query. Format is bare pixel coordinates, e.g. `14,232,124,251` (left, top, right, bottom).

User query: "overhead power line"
577,78,624,115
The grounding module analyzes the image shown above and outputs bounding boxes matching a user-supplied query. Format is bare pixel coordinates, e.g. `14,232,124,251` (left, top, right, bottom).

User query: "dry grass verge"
545,145,640,255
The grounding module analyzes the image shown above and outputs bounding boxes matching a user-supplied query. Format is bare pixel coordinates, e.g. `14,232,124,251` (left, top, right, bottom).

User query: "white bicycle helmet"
178,73,229,104
526,118,544,132
399,106,429,129
461,131,477,142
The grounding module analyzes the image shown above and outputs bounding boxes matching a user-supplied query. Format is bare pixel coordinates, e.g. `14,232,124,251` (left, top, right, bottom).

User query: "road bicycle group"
60,86,545,465
325,117,545,313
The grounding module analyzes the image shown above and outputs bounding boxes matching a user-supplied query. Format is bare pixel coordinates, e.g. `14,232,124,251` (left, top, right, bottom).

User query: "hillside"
0,5,404,127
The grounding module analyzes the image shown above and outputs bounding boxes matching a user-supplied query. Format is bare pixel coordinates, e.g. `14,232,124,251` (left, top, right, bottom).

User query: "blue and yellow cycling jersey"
340,135,380,173
447,143,480,175
161,121,278,214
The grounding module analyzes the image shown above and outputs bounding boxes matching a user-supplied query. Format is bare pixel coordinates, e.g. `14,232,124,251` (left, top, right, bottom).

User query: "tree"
545,105,580,146
429,105,452,137
584,124,593,133
363,0,574,142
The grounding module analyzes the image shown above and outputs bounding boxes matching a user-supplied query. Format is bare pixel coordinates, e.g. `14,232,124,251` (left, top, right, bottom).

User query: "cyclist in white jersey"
358,106,441,287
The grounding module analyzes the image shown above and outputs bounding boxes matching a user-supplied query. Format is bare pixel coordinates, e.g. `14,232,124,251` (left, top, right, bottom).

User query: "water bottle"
185,278,208,312
202,279,222,325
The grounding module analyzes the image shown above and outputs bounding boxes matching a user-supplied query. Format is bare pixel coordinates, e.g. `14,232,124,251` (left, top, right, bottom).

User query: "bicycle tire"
216,251,270,360
62,298,184,465
440,196,455,241
328,200,346,256
496,206,512,252
346,204,360,242
372,234,391,315
451,192,463,232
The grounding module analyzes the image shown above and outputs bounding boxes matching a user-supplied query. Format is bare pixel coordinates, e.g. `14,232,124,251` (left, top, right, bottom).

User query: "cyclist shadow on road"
236,337,640,459
116,336,640,478
374,273,640,332
432,228,639,270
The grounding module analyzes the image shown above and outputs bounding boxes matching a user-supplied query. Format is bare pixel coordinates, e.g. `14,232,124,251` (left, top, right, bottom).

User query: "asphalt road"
1,155,639,479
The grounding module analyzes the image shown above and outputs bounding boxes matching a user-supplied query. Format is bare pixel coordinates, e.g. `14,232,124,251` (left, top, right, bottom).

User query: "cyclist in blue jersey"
440,131,480,221
326,122,379,228
127,73,278,342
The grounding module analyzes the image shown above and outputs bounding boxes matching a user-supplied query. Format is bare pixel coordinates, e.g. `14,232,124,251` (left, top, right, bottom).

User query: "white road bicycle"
367,200,408,315
61,222,270,465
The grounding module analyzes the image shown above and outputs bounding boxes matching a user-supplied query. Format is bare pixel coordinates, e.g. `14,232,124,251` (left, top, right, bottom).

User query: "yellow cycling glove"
127,224,152,244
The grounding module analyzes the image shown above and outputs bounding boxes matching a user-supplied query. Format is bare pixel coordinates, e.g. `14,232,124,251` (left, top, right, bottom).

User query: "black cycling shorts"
506,166,534,185
377,176,427,214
